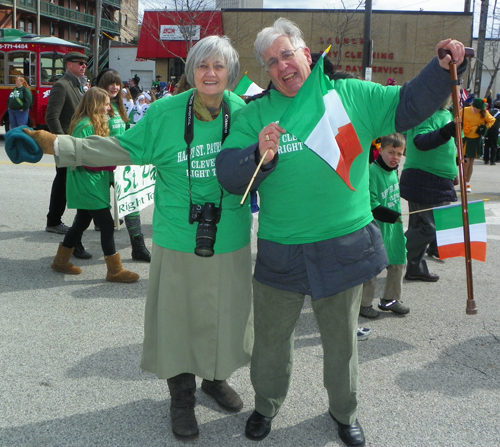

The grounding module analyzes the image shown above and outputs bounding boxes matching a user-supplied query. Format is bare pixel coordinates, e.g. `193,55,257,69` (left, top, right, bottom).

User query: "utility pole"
475,0,489,96
362,0,372,81
93,0,102,78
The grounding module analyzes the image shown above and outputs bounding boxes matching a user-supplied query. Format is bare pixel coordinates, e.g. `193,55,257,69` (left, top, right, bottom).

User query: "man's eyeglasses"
71,61,87,66
264,48,303,71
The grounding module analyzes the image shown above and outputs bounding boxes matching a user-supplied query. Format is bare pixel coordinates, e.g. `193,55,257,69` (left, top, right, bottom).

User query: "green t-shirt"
404,109,458,180
116,89,249,254
369,162,406,265
222,79,400,244
109,103,126,137
66,117,112,210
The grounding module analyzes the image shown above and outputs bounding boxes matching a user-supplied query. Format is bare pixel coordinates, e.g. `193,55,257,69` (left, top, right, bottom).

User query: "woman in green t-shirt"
7,76,33,128
50,87,139,283
97,68,152,263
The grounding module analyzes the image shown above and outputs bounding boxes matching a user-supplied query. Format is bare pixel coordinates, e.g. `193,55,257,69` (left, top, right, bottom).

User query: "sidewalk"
1,140,499,447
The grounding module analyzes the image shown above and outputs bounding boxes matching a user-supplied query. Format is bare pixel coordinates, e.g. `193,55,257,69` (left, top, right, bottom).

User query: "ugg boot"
51,243,82,275
104,252,139,283
201,379,243,412
130,234,151,262
125,213,151,262
167,373,199,440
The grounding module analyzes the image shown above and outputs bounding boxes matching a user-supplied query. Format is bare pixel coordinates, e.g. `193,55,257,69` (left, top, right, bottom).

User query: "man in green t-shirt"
216,17,466,447
401,101,459,282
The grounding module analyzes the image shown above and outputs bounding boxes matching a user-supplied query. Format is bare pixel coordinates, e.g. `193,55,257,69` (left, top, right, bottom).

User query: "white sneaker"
357,327,371,341
466,183,471,193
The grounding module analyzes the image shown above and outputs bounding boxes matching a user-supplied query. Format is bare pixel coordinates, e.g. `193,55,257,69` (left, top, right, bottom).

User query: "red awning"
137,10,223,59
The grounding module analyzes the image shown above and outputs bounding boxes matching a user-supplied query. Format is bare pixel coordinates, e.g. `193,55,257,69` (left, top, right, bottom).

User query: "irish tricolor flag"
433,200,487,261
279,49,363,190
233,73,264,97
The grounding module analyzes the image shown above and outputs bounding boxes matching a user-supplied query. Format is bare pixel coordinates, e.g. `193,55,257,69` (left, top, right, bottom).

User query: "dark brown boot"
201,379,243,412
51,243,82,275
167,373,199,440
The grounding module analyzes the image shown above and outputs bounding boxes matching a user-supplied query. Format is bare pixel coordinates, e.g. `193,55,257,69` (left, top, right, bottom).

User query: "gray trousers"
251,279,361,425
361,264,406,306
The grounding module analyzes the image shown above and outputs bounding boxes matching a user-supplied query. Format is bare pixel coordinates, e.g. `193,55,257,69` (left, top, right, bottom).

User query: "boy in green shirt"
361,134,410,318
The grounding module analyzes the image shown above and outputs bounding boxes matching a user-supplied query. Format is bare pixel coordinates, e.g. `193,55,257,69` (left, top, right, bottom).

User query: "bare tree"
318,0,365,68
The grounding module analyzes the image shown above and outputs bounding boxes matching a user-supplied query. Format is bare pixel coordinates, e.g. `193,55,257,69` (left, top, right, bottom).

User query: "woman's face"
106,82,121,99
15,78,22,88
193,57,229,100
100,96,111,115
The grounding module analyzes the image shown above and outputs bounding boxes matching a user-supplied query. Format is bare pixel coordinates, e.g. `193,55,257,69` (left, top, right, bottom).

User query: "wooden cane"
438,47,477,315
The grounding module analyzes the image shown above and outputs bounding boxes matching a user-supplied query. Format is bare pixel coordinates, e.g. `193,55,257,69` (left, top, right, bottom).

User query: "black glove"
476,124,488,137
439,121,456,140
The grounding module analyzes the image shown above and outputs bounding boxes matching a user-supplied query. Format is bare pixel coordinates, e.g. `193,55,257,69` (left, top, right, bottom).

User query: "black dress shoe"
245,410,274,441
73,241,92,259
405,272,439,282
330,413,365,447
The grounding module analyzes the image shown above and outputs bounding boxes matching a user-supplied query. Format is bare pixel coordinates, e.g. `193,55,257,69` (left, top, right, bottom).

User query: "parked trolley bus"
0,29,86,130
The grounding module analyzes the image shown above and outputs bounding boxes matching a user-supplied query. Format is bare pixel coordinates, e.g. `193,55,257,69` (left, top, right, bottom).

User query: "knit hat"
4,125,43,164
473,98,487,110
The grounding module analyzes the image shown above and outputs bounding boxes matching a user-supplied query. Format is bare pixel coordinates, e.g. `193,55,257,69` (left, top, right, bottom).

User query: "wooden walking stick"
438,47,477,315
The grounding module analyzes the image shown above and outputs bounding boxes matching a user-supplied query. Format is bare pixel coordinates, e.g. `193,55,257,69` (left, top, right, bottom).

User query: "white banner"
160,25,201,41
114,165,156,219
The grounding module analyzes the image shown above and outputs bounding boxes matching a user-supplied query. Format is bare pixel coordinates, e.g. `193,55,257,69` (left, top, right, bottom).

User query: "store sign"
160,25,201,41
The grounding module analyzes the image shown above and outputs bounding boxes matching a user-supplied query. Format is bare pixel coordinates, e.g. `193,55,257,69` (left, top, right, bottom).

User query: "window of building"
19,19,25,32
125,14,128,26
76,30,80,41
76,1,80,10
27,21,33,33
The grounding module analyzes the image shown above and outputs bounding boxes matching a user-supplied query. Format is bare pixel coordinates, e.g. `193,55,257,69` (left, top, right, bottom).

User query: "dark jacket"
45,71,84,135
7,86,33,111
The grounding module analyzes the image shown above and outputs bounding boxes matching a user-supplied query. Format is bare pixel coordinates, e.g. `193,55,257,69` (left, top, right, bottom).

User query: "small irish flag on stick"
278,46,363,190
233,73,264,97
433,200,487,261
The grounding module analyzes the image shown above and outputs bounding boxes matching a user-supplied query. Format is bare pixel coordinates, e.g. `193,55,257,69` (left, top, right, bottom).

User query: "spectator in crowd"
45,51,91,260
401,98,458,281
7,76,33,128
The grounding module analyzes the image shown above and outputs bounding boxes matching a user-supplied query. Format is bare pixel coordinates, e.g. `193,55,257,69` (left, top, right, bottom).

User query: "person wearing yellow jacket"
462,98,495,192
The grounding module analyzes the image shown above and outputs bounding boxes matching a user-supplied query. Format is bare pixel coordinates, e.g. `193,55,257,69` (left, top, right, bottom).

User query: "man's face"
66,59,87,78
263,36,312,98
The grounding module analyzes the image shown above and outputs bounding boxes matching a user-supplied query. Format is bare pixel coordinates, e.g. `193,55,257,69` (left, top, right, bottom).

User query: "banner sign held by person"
114,165,156,218
434,200,486,261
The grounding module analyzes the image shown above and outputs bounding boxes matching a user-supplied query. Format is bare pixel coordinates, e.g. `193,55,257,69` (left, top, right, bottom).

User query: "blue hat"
4,125,43,164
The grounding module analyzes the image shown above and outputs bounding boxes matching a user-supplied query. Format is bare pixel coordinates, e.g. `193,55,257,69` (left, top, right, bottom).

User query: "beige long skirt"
140,243,253,380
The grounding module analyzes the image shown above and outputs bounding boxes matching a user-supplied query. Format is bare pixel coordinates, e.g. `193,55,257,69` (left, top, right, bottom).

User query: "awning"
137,10,223,59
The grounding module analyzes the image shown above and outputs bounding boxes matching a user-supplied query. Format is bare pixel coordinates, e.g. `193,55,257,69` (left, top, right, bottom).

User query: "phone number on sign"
0,44,28,49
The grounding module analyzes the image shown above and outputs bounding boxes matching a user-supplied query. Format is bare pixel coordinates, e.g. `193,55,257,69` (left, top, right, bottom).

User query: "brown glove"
23,128,57,155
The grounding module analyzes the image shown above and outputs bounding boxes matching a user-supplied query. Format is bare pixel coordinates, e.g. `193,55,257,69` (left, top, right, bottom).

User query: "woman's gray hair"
254,18,307,67
185,35,240,88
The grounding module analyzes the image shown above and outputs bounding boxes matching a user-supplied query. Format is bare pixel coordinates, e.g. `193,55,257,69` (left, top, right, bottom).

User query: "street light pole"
362,0,372,81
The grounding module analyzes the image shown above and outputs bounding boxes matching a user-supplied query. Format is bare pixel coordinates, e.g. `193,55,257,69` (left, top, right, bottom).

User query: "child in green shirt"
361,133,410,318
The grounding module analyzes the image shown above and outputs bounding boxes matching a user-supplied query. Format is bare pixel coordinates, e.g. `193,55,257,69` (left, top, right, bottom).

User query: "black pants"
63,208,116,256
46,166,67,226
484,131,498,164
405,201,449,275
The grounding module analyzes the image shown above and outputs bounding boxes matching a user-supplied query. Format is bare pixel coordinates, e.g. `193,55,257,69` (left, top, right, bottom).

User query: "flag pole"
438,47,477,315
240,45,333,206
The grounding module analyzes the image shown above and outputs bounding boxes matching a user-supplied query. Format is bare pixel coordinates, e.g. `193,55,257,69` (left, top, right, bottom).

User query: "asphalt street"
1,129,500,447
